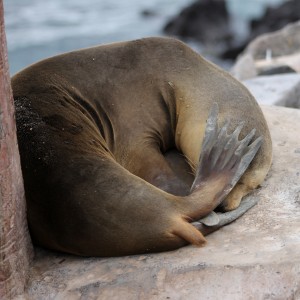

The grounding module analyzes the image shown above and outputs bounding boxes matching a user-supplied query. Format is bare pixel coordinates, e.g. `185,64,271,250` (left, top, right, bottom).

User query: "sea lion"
12,37,272,256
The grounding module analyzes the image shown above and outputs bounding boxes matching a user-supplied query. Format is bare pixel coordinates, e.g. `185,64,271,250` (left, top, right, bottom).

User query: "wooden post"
0,0,33,298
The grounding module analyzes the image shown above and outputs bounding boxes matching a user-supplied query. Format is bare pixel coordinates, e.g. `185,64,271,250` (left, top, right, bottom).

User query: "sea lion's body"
12,37,272,256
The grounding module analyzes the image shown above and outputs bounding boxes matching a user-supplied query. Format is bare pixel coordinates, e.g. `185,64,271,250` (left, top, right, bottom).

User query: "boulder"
163,0,232,52
21,105,300,299
243,74,300,108
249,0,300,41
232,21,300,80
164,0,300,61
222,0,300,60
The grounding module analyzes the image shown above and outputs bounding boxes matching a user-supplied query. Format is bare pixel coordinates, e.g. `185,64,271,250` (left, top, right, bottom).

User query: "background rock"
21,105,300,299
232,21,300,80
163,0,300,62
243,74,300,108
163,0,232,55
249,0,300,41
222,0,300,60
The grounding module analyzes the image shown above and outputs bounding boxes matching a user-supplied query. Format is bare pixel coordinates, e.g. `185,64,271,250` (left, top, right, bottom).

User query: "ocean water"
4,0,284,75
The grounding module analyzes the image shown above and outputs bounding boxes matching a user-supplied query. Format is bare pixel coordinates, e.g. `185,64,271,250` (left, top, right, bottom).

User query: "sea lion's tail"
173,103,262,245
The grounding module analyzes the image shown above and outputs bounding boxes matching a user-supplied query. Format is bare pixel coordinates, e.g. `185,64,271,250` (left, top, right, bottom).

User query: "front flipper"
190,102,263,207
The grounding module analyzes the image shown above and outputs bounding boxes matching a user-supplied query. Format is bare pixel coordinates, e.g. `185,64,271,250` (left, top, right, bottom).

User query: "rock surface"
20,105,300,300
243,74,300,108
232,21,300,80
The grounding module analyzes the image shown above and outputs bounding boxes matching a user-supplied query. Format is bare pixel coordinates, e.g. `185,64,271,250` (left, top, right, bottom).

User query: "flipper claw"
191,103,220,191
201,102,219,157
225,121,245,151
220,121,245,169
211,119,230,168
229,136,263,188
235,128,256,155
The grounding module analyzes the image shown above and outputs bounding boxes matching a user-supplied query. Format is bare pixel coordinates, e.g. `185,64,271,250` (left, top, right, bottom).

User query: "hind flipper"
190,103,263,207
173,103,263,245
192,196,258,236
198,197,257,227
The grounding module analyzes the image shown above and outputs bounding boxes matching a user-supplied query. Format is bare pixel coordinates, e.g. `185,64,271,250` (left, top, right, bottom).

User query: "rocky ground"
19,105,300,300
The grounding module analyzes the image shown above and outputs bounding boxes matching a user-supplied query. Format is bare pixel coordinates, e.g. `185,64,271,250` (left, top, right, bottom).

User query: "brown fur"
12,37,272,256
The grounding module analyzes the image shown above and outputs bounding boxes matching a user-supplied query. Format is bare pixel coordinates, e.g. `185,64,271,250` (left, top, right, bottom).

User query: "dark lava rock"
250,0,300,39
163,0,232,47
222,0,300,59
258,65,297,76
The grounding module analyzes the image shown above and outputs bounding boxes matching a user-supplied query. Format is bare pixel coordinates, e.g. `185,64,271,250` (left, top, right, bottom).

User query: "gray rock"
243,74,300,108
232,21,300,80
258,65,296,76
21,105,300,300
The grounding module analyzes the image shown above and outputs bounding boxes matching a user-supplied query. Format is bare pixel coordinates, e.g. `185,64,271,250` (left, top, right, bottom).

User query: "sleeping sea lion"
11,37,272,256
